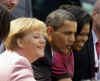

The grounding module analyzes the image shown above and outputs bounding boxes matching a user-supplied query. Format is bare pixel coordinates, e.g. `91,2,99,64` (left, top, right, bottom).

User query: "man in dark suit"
12,0,33,18
0,0,19,54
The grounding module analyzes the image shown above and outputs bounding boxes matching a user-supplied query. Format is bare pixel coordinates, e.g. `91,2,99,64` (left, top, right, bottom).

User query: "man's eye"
63,32,72,35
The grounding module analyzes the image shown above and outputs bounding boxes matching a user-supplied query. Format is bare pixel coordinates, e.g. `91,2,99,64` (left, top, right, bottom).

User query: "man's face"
72,24,90,51
51,20,77,54
0,0,19,12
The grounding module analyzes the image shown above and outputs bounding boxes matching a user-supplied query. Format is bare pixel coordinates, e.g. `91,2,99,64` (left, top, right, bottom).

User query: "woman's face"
20,30,46,62
72,24,90,51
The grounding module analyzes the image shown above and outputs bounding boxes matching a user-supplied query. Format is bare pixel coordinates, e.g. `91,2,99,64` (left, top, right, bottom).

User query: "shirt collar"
92,29,98,44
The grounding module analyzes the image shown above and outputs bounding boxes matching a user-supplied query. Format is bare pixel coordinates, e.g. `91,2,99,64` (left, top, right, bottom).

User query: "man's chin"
60,49,72,55
66,50,72,55
8,9,12,12
8,8,14,12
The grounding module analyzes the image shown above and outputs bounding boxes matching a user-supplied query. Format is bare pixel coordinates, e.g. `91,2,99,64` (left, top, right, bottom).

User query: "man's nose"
69,34,75,43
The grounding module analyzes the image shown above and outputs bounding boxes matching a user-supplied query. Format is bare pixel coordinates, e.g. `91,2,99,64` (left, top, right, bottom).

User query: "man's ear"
47,26,54,42
17,38,24,48
47,26,54,34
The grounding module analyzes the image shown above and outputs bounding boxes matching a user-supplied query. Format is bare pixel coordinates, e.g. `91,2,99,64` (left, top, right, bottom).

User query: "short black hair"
60,5,92,35
46,9,76,31
0,3,12,40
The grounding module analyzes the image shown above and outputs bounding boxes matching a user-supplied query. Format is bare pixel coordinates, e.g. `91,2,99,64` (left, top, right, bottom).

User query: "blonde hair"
5,17,47,50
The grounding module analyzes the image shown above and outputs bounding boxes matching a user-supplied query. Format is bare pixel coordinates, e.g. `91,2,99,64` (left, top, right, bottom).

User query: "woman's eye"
33,36,40,39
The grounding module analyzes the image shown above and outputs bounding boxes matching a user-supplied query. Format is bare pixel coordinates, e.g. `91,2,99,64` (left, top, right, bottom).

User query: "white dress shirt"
92,30,100,80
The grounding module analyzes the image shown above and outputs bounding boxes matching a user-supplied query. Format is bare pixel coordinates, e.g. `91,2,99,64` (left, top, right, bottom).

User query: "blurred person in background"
0,0,19,54
80,0,96,15
0,0,19,12
12,0,81,19
12,0,32,18
0,4,12,53
91,0,100,80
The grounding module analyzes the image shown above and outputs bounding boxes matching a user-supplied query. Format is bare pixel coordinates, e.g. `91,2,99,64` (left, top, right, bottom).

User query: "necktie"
96,41,100,58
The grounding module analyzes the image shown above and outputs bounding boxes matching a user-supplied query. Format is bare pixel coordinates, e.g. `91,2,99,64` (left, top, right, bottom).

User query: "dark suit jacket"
73,31,95,81
12,0,32,18
32,40,52,81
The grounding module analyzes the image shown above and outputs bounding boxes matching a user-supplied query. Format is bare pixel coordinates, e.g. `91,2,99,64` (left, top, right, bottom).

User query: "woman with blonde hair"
0,17,46,81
